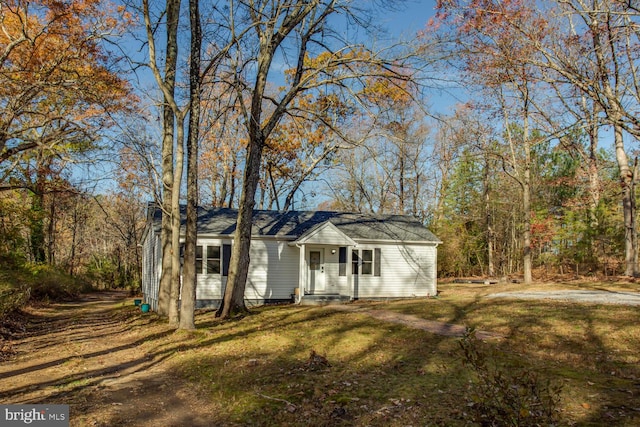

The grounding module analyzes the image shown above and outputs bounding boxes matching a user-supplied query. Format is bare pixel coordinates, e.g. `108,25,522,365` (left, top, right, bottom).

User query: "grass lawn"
124,280,640,426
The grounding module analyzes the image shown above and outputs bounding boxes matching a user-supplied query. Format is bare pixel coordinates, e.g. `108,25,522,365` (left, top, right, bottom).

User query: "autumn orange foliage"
0,0,133,184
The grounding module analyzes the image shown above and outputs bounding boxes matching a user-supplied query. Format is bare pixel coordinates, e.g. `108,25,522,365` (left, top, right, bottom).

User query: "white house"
141,206,441,309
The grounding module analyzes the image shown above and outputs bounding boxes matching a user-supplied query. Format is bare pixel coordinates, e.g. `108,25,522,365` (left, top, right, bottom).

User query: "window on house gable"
207,246,221,274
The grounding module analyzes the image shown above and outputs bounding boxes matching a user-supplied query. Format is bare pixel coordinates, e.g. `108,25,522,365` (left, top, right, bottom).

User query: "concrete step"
299,294,351,306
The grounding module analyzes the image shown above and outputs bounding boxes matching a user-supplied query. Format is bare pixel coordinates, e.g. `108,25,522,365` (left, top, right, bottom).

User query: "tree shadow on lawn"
193,299,640,425
0,303,373,405
100,315,477,426
4,293,640,426
466,299,640,425
361,293,640,425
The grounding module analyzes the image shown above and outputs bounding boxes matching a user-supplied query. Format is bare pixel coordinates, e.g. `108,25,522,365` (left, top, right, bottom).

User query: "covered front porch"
290,221,357,305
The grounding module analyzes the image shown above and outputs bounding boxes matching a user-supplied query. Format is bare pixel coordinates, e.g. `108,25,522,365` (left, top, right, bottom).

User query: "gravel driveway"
487,290,640,305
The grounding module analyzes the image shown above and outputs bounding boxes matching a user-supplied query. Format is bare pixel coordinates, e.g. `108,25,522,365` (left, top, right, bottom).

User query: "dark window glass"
362,249,373,275
195,245,203,274
374,248,381,277
207,246,221,274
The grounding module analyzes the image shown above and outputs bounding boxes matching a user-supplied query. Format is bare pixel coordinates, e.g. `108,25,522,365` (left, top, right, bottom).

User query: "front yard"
1,281,639,426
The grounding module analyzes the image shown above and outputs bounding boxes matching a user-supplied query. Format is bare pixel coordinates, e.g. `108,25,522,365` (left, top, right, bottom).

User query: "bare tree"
179,0,202,330
212,0,416,318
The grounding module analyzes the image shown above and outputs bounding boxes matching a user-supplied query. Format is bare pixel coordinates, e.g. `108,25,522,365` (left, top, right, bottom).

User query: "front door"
308,249,325,293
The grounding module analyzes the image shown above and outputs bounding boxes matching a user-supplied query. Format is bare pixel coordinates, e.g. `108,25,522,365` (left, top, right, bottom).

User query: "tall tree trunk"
158,105,175,316
30,189,46,263
69,201,78,276
522,151,532,283
216,136,263,318
168,122,185,327
47,195,55,264
522,108,532,284
30,160,47,263
612,121,637,276
589,10,637,275
484,156,495,277
228,156,236,208
156,0,180,317
179,0,201,330
267,162,281,211
398,140,406,215
585,97,601,230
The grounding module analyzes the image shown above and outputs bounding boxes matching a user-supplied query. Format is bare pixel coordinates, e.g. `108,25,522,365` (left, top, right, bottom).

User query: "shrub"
84,255,138,292
0,286,30,322
459,328,562,426
24,263,93,301
0,257,93,319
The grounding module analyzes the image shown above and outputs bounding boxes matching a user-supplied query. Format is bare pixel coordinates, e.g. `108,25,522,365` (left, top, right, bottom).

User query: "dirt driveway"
0,292,217,426
1,291,507,426
487,289,640,305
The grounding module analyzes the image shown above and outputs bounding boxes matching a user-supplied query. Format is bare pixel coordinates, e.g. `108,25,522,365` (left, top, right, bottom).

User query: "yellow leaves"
284,48,378,86
283,49,413,113
360,77,411,107
1,1,131,97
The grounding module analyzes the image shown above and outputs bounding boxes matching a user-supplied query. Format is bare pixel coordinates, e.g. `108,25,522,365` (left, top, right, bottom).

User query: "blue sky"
96,1,448,203
381,1,436,38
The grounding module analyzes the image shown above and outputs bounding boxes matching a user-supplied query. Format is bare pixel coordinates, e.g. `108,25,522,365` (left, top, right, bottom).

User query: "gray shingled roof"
149,206,440,243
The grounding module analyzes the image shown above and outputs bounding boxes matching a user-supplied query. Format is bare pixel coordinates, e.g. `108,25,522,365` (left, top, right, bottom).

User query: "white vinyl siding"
352,242,437,298
141,229,438,309
194,239,230,300
245,240,299,300
193,238,299,301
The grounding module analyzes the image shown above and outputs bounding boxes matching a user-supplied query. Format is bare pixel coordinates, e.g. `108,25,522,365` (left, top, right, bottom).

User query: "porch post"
347,245,353,299
298,243,306,302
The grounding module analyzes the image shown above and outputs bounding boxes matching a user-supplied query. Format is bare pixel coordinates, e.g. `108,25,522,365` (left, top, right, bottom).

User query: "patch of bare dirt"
0,291,218,427
328,304,503,340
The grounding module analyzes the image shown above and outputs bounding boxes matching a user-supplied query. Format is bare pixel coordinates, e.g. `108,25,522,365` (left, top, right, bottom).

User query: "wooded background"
2,0,638,314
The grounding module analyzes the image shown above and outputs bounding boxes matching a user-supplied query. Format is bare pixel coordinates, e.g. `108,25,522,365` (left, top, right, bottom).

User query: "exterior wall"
194,237,300,306
306,224,353,246
298,242,437,299
245,239,300,300
141,228,439,310
351,242,437,299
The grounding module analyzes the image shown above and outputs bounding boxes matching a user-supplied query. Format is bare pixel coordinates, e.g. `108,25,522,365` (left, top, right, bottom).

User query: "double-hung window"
207,246,221,275
361,250,373,275
351,248,381,276
193,245,222,275
195,245,203,274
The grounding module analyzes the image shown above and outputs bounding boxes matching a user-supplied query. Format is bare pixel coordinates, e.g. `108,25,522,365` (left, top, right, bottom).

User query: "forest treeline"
1,1,639,319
